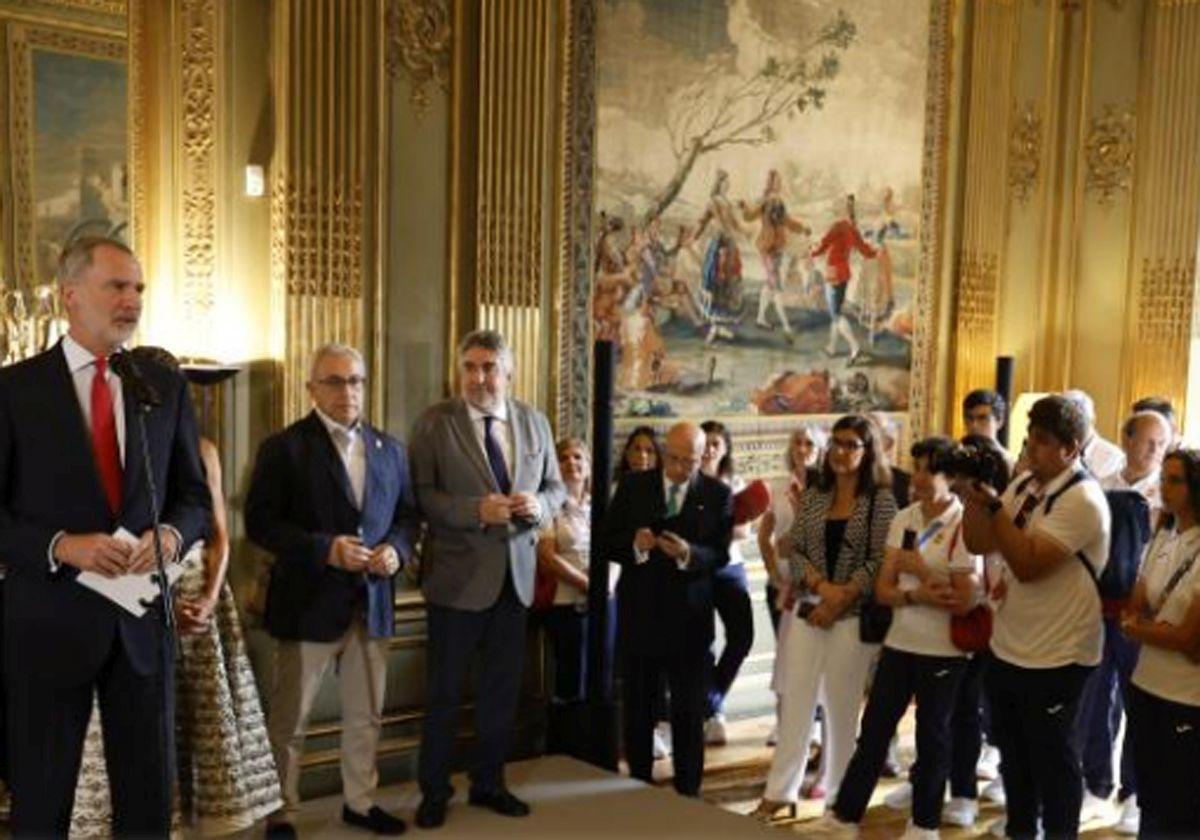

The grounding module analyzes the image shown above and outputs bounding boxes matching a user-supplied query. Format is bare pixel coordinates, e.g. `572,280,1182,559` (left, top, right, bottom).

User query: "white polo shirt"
991,467,1111,668
884,498,981,658
1132,526,1200,707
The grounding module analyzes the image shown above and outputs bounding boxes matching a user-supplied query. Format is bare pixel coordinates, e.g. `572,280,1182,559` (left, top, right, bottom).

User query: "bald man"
601,422,733,797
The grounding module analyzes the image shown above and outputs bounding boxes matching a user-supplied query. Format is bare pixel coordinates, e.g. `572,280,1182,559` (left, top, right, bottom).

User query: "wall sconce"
245,164,265,197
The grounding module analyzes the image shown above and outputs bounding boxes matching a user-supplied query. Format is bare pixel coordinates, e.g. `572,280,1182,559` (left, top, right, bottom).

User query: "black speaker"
995,355,1014,448
584,340,619,770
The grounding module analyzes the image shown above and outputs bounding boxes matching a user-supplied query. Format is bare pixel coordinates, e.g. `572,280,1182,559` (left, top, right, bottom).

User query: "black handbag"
856,490,893,643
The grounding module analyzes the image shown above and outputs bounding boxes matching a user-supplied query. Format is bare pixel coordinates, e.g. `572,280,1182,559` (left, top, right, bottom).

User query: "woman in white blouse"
1120,448,1200,838
538,439,609,711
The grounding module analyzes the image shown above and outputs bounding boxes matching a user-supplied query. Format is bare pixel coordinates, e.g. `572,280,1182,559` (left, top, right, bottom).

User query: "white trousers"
267,619,389,819
764,615,876,802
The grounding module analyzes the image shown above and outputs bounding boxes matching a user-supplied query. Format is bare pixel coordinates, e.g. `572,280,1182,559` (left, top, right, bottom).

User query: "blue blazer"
0,342,212,684
245,411,418,641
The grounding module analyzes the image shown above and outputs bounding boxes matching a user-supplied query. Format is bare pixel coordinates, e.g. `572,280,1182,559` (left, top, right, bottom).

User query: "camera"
944,436,1010,493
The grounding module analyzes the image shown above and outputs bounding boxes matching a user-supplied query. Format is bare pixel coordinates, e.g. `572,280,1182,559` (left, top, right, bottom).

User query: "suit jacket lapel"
361,424,386,514
47,345,111,516
508,400,526,490
451,399,498,491
304,412,357,511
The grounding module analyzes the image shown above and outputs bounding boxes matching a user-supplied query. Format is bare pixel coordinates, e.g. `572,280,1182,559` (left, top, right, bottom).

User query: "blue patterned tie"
483,415,511,494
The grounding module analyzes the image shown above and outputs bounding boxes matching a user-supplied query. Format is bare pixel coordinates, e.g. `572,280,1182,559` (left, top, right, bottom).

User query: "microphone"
110,348,163,407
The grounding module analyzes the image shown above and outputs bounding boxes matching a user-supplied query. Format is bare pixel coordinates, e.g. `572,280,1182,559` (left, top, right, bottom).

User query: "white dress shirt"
315,408,366,509
467,400,513,482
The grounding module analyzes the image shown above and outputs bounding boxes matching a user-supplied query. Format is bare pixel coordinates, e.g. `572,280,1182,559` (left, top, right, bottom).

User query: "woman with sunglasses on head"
814,437,982,839
753,415,897,822
1120,448,1200,839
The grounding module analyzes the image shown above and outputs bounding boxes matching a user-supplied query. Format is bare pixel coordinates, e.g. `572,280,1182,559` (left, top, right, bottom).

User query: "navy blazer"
0,343,211,684
245,411,418,641
601,469,733,657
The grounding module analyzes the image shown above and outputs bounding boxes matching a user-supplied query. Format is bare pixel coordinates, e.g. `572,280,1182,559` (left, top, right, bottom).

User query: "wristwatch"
986,498,1003,516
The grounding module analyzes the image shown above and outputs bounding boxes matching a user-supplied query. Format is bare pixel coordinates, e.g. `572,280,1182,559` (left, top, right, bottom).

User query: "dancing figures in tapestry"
594,0,928,419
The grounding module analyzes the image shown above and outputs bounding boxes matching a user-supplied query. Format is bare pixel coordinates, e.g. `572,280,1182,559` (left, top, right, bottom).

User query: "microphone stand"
129,386,177,825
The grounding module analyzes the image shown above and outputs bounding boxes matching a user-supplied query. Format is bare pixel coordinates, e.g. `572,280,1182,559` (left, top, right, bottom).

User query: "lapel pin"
375,439,382,449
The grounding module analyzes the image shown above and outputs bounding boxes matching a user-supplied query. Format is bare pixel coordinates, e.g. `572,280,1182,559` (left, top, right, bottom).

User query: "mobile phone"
901,529,917,551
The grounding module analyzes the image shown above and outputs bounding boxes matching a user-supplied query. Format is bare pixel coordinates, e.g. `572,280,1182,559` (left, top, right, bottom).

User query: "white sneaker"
654,722,672,758
977,744,1001,780
1079,790,1112,824
804,812,857,838
883,782,913,811
943,796,979,827
981,778,1007,805
704,713,728,746
652,728,669,759
898,822,939,840
1115,795,1140,835
766,723,778,747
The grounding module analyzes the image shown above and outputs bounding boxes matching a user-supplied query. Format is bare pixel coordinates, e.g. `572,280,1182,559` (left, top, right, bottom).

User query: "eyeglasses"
830,438,866,453
315,375,367,389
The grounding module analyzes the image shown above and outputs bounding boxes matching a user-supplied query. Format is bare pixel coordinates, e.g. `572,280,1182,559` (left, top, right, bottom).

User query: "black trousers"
0,579,6,786
986,656,1092,840
948,650,991,798
834,647,966,829
623,646,708,796
418,573,528,801
9,629,174,837
706,563,754,717
1127,684,1200,839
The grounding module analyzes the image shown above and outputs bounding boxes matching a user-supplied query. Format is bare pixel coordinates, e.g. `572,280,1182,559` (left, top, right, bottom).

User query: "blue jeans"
706,562,753,717
1075,615,1139,799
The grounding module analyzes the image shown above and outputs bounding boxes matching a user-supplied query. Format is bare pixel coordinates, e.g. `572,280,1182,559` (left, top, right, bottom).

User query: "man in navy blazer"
246,343,418,838
601,422,733,797
0,237,211,836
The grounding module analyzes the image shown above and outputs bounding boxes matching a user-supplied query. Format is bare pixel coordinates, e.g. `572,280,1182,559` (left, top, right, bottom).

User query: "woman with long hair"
753,415,897,821
1120,448,1200,838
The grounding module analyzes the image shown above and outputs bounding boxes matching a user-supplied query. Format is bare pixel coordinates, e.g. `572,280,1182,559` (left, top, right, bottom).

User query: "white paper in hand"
74,528,187,617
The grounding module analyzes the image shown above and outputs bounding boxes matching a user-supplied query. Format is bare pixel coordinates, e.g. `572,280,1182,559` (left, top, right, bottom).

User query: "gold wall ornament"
385,0,451,114
272,0,384,424
1084,105,1135,205
1008,102,1041,204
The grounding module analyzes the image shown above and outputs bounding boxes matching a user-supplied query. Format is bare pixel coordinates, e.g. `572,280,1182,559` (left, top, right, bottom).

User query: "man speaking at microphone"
0,236,211,836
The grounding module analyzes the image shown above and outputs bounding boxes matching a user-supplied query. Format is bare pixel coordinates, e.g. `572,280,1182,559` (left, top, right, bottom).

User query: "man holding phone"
601,422,734,797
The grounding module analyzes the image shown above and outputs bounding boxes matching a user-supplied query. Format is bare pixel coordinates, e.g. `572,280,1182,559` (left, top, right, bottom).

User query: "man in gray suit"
411,329,565,829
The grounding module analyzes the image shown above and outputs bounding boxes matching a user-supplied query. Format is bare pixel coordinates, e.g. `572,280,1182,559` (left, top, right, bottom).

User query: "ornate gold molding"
385,0,451,114
1084,104,1135,205
1,0,126,16
178,0,218,341
1008,102,1042,205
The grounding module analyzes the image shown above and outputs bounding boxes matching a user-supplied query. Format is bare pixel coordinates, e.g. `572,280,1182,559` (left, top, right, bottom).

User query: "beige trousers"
267,619,389,819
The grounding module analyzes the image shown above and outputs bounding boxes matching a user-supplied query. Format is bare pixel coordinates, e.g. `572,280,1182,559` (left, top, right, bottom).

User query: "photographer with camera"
961,395,1111,840
753,415,896,822
817,436,982,839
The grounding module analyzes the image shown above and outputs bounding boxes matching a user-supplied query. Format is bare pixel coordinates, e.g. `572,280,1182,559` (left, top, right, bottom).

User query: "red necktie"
91,357,122,515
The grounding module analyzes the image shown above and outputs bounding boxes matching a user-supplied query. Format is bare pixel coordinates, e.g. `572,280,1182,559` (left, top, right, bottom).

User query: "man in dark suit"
0,236,211,836
601,422,733,797
245,343,418,838
409,329,565,829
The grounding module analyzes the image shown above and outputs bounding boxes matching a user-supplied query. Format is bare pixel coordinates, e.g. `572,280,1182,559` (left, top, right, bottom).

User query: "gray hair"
785,423,828,470
56,236,135,285
308,342,365,382
457,329,514,373
1061,389,1096,425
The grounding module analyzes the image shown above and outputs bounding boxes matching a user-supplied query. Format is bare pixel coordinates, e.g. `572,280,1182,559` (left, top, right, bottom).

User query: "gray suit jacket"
410,396,566,610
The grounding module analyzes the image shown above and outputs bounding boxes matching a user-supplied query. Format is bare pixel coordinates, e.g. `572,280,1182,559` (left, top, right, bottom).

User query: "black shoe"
265,822,297,840
414,797,447,830
468,788,530,818
342,805,407,835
